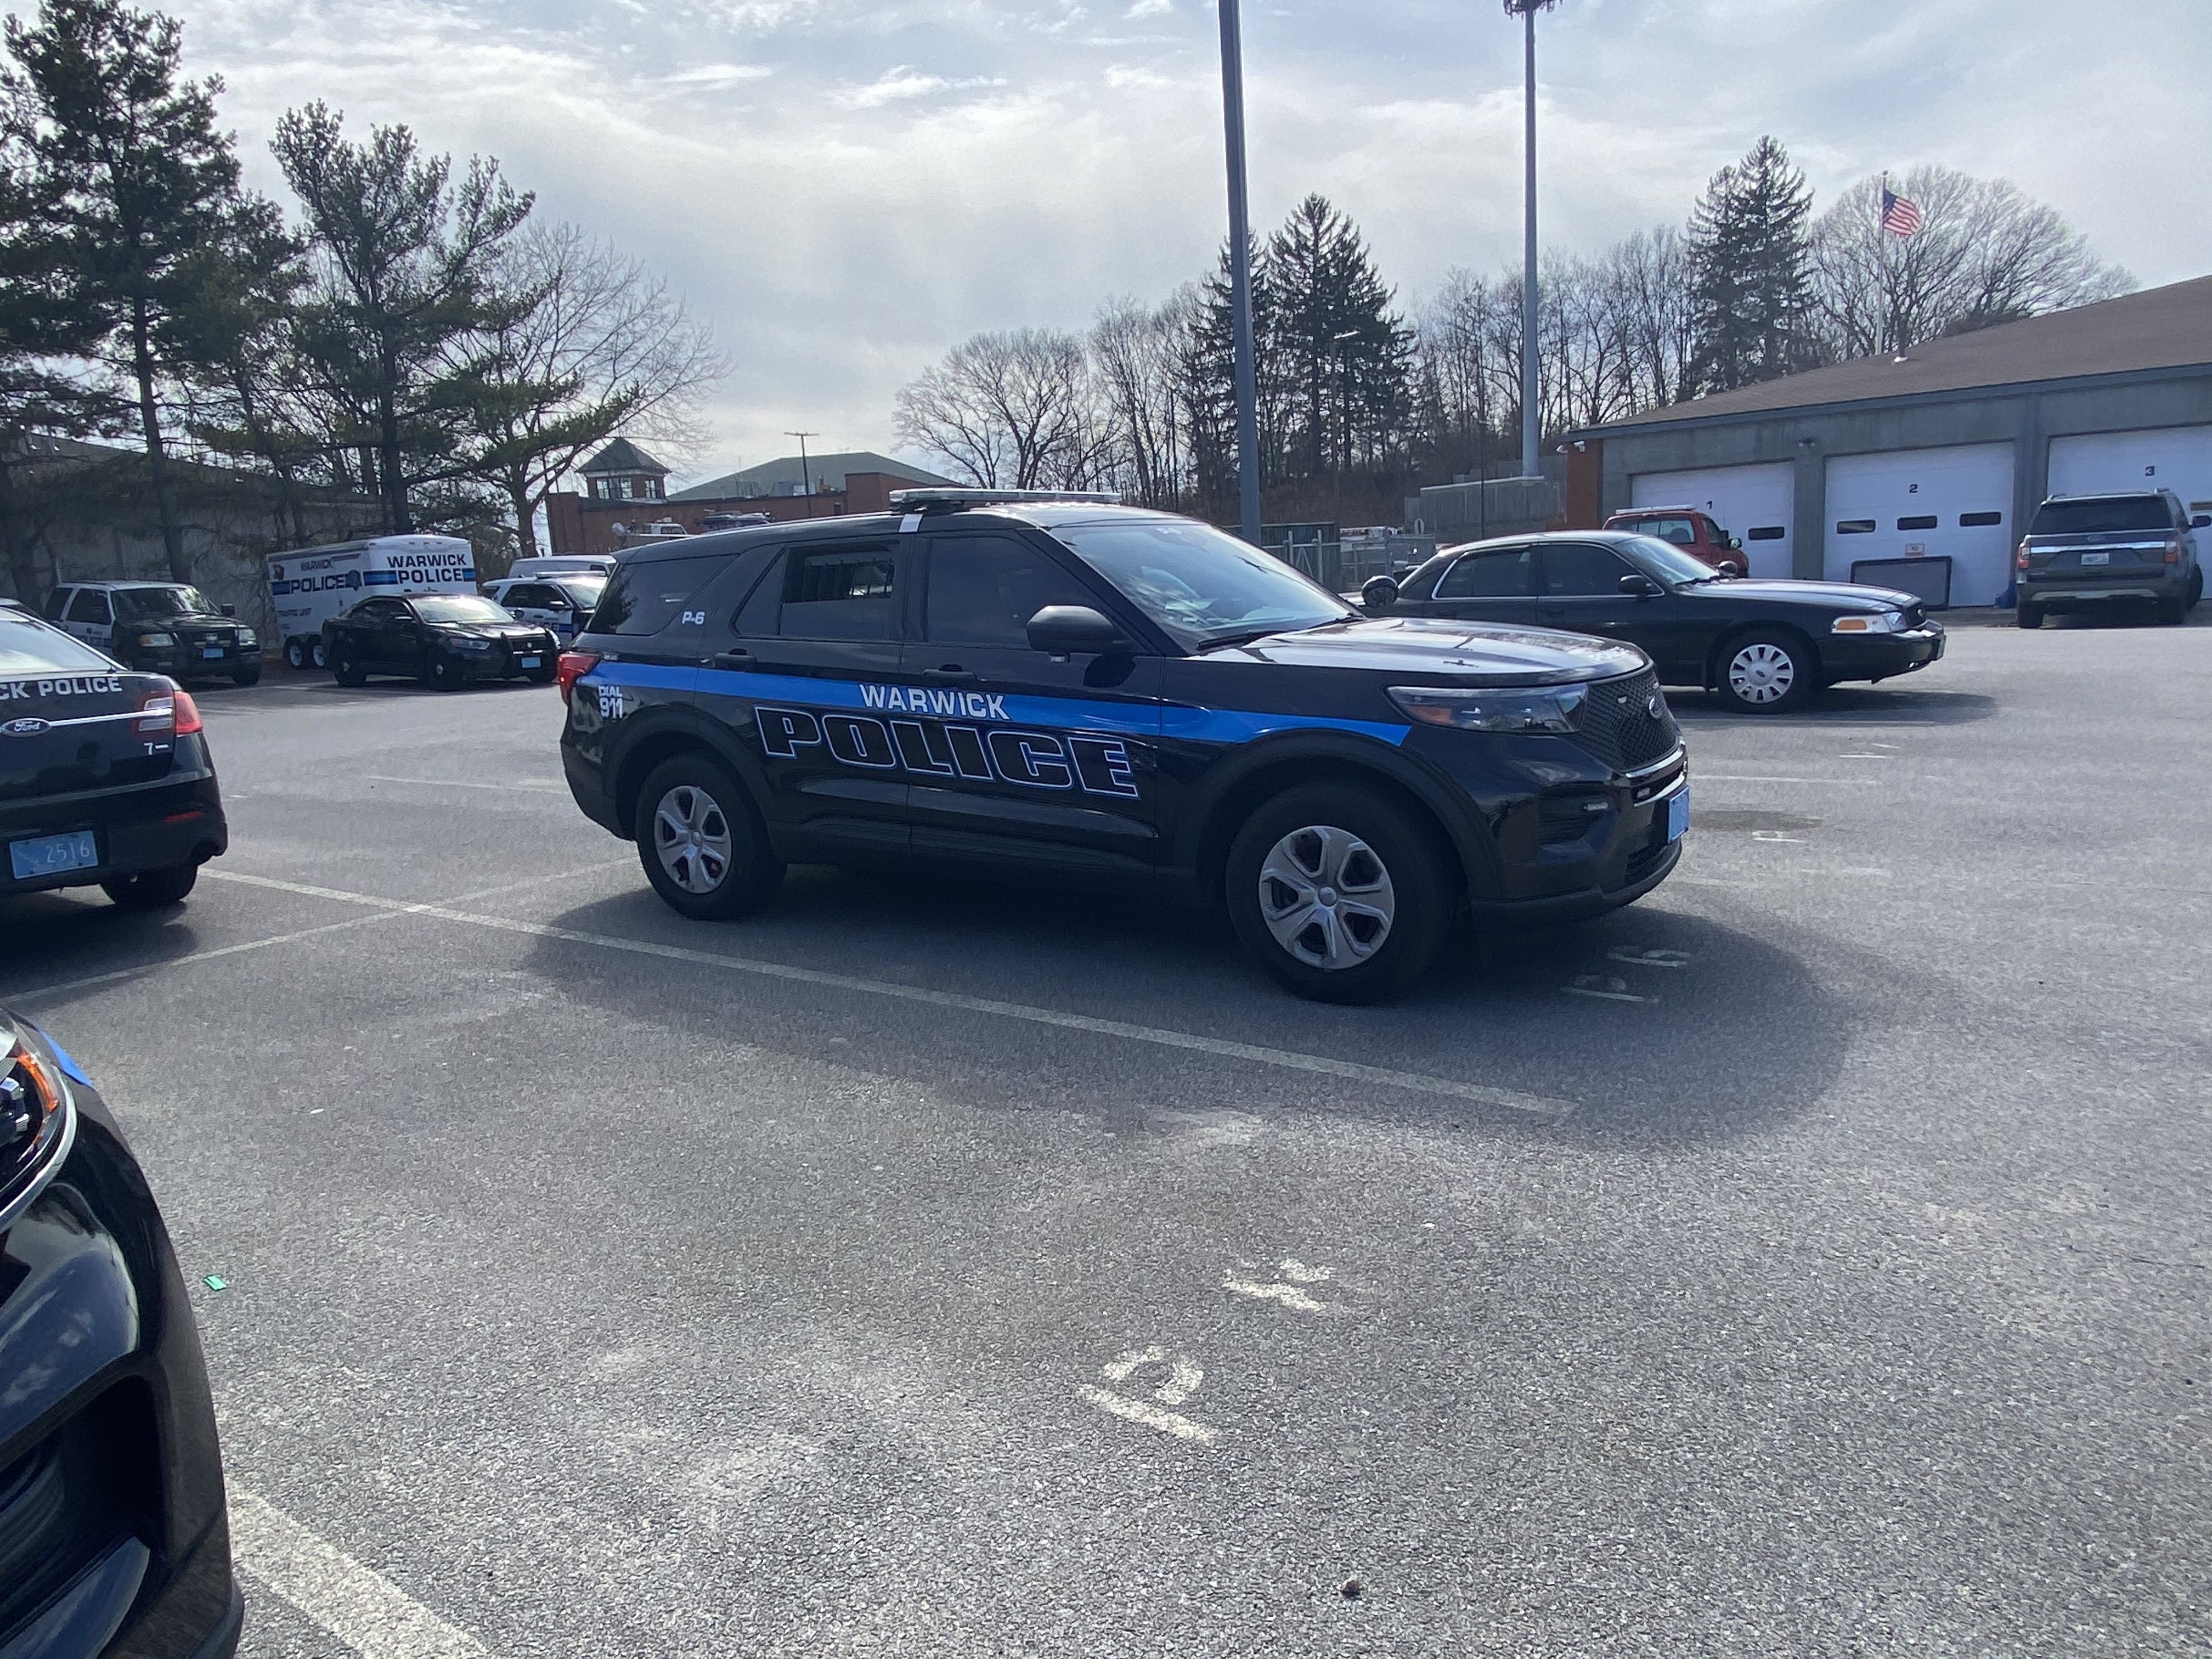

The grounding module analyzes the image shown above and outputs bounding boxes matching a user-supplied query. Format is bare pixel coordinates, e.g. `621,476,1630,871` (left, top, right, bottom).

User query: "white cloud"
144,0,2212,481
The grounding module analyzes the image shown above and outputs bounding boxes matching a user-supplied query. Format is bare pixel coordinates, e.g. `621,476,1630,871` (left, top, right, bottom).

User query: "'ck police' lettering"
757,703,1139,799
0,675,125,700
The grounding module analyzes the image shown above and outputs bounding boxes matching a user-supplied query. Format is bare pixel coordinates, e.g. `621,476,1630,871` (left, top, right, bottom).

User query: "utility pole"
785,430,821,518
1217,0,1262,545
1506,1,1558,481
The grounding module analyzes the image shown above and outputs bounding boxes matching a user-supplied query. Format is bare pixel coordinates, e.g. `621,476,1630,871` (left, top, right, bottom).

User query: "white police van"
266,536,477,668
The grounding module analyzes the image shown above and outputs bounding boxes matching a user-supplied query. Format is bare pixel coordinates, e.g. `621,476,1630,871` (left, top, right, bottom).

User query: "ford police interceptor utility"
556,491,1688,1003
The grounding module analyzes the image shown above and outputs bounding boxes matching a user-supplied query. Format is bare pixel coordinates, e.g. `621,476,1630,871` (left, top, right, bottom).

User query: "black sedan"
1,1009,241,1657
1362,531,1946,714
324,593,559,690
2,608,227,907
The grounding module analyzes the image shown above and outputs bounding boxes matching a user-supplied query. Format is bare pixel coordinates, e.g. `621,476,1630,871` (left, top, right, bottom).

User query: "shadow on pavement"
1672,685,1999,725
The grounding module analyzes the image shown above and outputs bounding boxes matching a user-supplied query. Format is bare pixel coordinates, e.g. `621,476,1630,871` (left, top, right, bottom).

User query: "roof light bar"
887,488,1120,509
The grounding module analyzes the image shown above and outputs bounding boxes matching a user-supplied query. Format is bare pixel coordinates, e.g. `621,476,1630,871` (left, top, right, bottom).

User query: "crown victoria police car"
556,492,1689,1002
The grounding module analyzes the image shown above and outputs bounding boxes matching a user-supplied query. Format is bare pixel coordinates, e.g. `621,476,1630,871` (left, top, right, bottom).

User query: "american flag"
1881,185,1923,238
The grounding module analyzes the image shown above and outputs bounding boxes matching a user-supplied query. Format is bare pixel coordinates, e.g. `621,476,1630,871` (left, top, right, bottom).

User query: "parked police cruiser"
556,491,1688,1002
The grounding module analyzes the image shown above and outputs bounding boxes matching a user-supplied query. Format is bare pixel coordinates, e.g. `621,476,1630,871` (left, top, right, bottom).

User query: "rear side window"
1436,546,1532,599
42,588,70,620
64,589,110,623
1,611,118,674
589,555,724,636
2029,496,2169,535
776,544,899,640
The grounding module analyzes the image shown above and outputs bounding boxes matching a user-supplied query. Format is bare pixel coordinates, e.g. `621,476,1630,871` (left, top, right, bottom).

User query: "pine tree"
1264,195,1412,482
1685,136,1817,396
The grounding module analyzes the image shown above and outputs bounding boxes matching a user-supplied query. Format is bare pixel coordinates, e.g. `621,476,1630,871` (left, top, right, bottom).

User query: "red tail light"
173,690,202,734
2016,543,2030,572
2163,540,2183,565
556,651,600,704
135,689,204,736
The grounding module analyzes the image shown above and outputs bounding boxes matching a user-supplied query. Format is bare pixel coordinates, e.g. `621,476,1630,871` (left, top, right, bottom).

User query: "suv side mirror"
2193,514,2210,529
1716,559,1745,578
1726,535,1743,551
1027,605,1128,656
1618,573,1664,598
221,603,237,617
1361,575,1401,611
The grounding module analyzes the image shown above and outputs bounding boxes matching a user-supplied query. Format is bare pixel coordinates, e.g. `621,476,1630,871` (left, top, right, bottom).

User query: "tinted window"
590,556,723,636
1048,518,1352,649
64,588,110,623
2029,496,2169,535
501,584,561,608
1541,543,1634,597
351,599,404,622
112,585,219,620
42,588,71,620
0,611,117,674
927,536,1098,647
555,578,607,609
1436,547,1531,599
780,545,899,640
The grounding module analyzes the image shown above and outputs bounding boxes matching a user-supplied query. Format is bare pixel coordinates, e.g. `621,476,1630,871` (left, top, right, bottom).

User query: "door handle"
921,666,975,684
711,650,753,670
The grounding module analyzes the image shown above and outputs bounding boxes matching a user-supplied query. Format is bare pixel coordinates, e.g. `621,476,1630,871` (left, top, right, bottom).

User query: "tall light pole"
785,429,820,518
1506,1,1558,481
1217,0,1262,544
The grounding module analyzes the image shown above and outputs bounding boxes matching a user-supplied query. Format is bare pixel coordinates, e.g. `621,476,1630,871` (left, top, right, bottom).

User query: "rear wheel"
2156,594,2186,625
101,861,198,908
284,638,307,669
1716,631,1814,714
330,643,367,686
2187,567,2203,612
310,638,327,669
1224,783,1451,1004
2016,603,2044,630
635,755,785,920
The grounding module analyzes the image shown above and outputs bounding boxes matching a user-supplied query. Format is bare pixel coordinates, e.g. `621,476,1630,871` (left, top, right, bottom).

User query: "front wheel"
635,755,785,920
330,643,368,686
101,861,199,908
232,661,262,686
424,654,466,691
1224,783,1451,1004
1717,631,1814,714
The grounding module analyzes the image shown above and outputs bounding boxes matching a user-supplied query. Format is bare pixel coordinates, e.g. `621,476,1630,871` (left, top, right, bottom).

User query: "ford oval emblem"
2,716,49,736
1645,695,1663,718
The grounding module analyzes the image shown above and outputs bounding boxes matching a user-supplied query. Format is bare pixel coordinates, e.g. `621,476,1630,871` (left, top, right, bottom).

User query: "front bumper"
120,645,257,679
1,1034,239,1659
1822,623,1945,682
0,768,228,896
445,640,557,681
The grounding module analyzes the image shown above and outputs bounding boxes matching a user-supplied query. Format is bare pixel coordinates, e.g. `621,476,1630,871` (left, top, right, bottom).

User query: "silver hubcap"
1257,824,1395,971
653,783,733,894
1728,641,1796,704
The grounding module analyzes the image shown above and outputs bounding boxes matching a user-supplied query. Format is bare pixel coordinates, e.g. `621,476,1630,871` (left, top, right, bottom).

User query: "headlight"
453,636,493,651
1387,683,1587,733
1831,611,1908,634
238,628,257,646
137,631,176,647
2,1028,75,1230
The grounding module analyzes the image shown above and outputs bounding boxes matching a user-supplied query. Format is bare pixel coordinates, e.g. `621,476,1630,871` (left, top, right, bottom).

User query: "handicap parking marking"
1077,1346,1217,1444
1222,1257,1338,1313
1605,947,1694,970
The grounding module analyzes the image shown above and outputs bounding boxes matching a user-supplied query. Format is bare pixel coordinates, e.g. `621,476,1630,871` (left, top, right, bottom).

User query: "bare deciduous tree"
1810,166,2133,358
894,327,1109,490
1089,290,1192,507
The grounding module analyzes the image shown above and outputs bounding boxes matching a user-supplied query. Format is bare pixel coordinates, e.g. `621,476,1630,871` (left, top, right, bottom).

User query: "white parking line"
1694,775,1876,784
229,1488,493,1658
363,775,568,793
203,869,1576,1118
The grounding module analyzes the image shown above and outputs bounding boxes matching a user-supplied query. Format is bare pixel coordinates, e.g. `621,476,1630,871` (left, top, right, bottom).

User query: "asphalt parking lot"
4,615,2208,1658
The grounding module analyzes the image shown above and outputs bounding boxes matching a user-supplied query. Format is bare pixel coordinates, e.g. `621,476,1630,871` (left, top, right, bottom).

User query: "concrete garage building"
1564,276,2212,608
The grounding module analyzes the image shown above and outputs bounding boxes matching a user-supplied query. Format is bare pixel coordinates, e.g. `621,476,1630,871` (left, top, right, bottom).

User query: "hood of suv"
1207,617,1646,684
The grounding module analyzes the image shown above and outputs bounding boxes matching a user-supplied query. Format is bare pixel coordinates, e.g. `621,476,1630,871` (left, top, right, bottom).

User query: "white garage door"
1823,442,2016,607
2048,426,2212,523
1631,462,1797,578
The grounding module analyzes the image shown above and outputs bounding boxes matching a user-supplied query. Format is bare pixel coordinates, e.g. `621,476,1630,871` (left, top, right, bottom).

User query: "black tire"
101,861,198,908
2186,567,2203,612
526,663,557,685
2017,603,2044,630
634,754,785,921
311,638,327,669
2156,594,2186,625
284,638,307,669
424,654,466,691
1224,782,1451,1005
232,661,262,687
330,642,368,686
1715,629,1814,714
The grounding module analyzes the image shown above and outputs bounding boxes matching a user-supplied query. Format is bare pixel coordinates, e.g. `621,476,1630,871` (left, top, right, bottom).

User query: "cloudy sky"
121,0,2212,483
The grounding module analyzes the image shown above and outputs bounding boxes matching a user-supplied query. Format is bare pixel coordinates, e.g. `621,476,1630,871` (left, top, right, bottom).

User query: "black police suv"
557,492,1689,1002
1361,530,1946,715
2,607,228,908
1,1008,241,1657
323,592,560,690
43,582,262,688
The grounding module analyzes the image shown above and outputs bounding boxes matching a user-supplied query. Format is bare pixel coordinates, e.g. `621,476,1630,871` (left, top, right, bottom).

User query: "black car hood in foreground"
1688,577,1919,611
1205,616,1647,684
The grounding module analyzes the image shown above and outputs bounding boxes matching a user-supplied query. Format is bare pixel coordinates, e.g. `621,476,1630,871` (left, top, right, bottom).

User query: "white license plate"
520,654,541,669
2080,551,2109,566
1665,789,1690,842
10,829,98,881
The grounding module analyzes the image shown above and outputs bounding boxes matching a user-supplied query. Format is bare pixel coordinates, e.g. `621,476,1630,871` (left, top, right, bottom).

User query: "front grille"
0,1383,156,1643
1537,788,1609,845
1901,602,1926,628
1624,838,1672,885
1572,669,1680,774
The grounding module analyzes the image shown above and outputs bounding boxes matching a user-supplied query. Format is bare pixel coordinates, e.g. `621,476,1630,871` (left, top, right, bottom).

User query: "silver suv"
2016,490,2206,628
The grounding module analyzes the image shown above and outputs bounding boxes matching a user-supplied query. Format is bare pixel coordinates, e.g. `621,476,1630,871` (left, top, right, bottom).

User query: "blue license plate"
202,645,225,658
520,654,541,669
10,829,98,881
1665,789,1690,842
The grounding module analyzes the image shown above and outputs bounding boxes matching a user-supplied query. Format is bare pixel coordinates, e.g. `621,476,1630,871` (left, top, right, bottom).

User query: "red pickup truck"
1602,506,1744,574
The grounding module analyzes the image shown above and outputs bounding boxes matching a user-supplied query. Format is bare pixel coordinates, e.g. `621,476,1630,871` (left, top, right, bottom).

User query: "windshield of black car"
1617,535,1723,584
112,585,219,620
414,595,514,625
1,611,117,673
2029,496,2170,536
1046,518,1355,649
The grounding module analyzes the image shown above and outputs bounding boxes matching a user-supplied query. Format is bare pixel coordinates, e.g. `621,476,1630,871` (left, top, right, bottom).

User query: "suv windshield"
1619,535,1725,585
414,595,514,625
556,577,608,607
1047,518,1355,650
1,610,117,673
113,585,221,620
2029,496,2171,536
